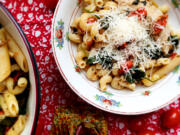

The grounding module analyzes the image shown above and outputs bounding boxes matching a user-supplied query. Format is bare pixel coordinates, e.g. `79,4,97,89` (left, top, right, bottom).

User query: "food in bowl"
0,28,29,135
68,0,180,91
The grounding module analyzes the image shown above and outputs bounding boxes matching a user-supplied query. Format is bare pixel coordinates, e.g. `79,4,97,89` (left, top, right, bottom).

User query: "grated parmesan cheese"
89,7,172,73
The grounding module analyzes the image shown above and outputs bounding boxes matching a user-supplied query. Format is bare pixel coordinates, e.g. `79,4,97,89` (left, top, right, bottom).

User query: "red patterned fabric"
0,0,180,134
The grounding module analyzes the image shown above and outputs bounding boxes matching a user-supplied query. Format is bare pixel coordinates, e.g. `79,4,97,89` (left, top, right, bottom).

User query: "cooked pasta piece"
159,5,169,14
0,95,11,116
6,77,28,95
111,77,123,90
71,17,80,28
6,115,27,135
104,1,118,10
84,2,96,12
86,65,99,81
79,13,96,32
152,56,180,81
5,32,29,72
99,75,112,91
69,33,82,44
3,92,19,117
0,82,6,92
0,29,11,82
75,50,88,68
11,64,21,72
155,58,170,67
95,0,104,8
0,112,5,122
83,33,93,48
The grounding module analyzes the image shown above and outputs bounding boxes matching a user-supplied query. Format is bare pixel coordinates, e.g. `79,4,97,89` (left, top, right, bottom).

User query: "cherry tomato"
128,117,145,132
43,0,58,9
136,7,147,18
162,109,180,128
128,8,147,20
153,14,168,35
119,60,133,74
120,42,127,49
137,130,156,135
170,52,177,59
87,17,97,23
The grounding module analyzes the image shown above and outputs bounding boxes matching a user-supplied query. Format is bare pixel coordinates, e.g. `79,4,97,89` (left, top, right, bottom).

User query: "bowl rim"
0,2,41,134
51,0,180,115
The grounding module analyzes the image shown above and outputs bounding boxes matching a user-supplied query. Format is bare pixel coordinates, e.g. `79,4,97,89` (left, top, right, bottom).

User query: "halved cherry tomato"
170,52,177,59
136,7,147,18
162,109,180,128
128,117,145,132
153,14,168,35
128,8,147,20
87,17,97,23
137,130,156,135
119,60,133,74
120,42,127,49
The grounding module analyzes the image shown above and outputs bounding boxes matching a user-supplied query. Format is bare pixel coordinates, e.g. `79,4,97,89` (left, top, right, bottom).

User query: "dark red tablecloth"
1,0,180,134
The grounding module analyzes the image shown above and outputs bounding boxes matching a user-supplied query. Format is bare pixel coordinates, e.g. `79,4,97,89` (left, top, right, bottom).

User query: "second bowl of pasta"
52,0,180,114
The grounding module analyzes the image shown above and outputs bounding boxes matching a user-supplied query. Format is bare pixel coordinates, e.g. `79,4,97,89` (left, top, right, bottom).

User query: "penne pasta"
3,92,19,117
6,115,27,135
6,77,28,95
152,56,180,81
0,45,11,82
0,26,29,135
5,32,29,72
0,95,11,116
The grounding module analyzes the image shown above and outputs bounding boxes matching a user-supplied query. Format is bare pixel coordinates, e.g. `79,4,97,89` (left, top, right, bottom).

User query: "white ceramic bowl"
52,0,180,115
0,3,40,135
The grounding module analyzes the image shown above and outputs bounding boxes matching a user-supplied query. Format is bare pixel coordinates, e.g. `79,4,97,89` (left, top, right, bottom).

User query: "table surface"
1,0,180,135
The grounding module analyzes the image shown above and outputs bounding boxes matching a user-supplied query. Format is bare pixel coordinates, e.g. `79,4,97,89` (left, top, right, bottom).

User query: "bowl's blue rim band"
0,2,41,135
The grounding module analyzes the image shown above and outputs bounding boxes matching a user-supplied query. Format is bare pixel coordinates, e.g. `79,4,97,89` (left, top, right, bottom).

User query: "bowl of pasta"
0,3,40,135
52,0,180,115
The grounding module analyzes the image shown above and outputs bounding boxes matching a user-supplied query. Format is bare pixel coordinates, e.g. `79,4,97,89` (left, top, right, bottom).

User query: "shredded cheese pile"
89,8,171,71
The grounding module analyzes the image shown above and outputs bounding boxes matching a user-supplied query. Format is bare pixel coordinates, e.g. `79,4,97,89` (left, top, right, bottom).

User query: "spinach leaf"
100,16,112,30
171,0,179,8
125,68,146,83
168,35,179,46
97,50,113,70
144,45,163,59
95,15,100,19
141,1,147,5
87,57,96,65
132,0,139,5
